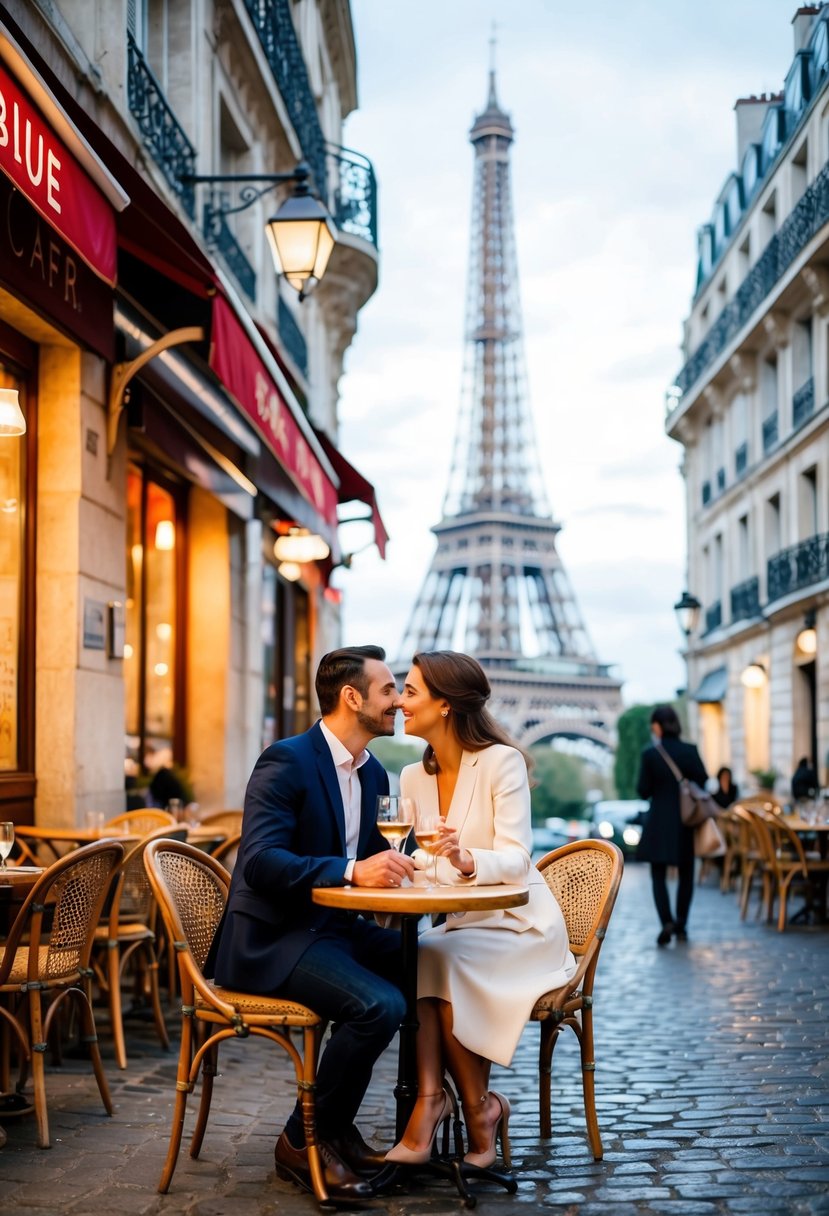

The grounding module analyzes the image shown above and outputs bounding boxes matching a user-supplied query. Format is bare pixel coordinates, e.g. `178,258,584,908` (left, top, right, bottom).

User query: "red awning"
316,431,389,560
209,293,339,527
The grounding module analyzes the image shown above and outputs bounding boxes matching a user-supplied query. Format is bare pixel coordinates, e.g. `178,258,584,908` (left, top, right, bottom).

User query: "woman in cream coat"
386,651,575,1171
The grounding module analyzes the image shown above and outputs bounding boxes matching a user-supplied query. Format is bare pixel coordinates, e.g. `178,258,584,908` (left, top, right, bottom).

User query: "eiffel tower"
398,63,623,760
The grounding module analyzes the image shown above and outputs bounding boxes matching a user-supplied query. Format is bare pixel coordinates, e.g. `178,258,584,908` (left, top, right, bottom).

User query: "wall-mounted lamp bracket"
106,326,205,476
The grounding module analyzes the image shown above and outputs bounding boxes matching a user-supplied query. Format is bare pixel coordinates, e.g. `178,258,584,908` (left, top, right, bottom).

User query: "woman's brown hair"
412,651,531,774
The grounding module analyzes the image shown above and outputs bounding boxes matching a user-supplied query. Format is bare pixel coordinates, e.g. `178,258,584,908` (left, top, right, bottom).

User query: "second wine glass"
376,795,415,852
414,805,443,887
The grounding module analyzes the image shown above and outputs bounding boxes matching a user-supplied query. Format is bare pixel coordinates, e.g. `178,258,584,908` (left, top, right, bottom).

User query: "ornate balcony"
704,600,722,634
127,34,196,217
327,144,378,248
673,160,829,402
762,411,779,453
278,296,308,378
767,531,829,603
792,375,815,428
730,576,761,622
735,441,748,476
203,204,256,301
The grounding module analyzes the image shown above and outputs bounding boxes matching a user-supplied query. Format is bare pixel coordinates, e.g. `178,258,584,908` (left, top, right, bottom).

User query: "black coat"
635,737,708,865
206,720,390,992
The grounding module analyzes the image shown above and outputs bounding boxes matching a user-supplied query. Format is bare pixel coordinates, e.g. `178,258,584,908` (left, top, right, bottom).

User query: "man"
208,645,413,1202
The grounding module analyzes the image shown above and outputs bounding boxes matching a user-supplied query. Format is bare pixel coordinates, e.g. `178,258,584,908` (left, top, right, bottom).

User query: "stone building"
667,5,829,796
0,0,383,824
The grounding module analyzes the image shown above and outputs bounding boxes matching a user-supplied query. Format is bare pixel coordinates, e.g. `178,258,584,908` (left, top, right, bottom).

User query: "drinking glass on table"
375,795,415,852
414,805,443,887
0,821,14,870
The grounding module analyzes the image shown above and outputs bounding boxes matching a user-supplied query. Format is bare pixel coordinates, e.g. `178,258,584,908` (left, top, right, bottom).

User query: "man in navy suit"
209,645,413,1201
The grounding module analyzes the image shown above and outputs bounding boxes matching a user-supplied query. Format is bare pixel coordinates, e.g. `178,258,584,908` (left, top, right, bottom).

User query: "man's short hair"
315,645,387,715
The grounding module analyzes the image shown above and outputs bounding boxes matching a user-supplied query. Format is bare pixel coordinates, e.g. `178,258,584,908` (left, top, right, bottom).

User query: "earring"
441,709,449,718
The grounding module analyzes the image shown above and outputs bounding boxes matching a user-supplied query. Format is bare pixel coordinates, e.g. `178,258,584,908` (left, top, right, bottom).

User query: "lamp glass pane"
0,365,24,769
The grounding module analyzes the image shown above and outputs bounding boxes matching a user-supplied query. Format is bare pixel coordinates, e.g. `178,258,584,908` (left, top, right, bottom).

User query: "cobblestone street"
1,860,827,1215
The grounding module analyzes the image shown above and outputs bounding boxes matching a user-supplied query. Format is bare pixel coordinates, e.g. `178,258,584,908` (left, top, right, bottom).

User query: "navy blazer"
208,720,390,992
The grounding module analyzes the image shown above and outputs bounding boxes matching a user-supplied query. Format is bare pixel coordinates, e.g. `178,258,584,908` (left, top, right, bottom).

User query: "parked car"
588,800,648,857
532,818,590,861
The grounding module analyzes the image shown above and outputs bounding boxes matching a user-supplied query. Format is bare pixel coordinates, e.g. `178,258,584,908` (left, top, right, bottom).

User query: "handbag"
655,745,719,827
694,815,726,858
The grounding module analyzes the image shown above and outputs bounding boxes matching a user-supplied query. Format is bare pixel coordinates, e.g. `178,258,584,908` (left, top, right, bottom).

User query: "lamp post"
673,590,701,640
182,163,336,300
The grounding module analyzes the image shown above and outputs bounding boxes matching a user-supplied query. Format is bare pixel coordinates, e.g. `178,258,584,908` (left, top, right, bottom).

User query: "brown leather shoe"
273,1130,374,1201
328,1123,389,1175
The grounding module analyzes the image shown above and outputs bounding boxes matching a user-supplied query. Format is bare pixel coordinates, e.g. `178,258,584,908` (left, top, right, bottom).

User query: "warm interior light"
266,190,336,300
0,388,26,436
741,662,767,689
273,527,330,563
796,626,817,655
155,520,175,551
277,561,303,582
156,622,173,642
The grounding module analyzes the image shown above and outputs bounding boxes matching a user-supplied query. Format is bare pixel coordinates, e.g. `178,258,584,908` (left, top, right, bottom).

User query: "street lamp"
273,526,331,564
740,661,767,689
673,590,702,639
796,609,817,656
183,163,336,300
0,388,26,436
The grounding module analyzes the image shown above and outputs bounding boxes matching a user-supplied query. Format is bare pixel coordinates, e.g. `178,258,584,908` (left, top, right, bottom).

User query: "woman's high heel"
463,1090,512,1169
385,1089,454,1165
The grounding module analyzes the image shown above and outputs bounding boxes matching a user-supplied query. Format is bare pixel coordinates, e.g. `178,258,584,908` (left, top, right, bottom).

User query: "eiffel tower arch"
397,62,623,759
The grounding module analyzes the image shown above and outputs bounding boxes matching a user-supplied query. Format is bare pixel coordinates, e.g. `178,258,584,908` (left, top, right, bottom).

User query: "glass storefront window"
125,463,180,774
0,364,24,771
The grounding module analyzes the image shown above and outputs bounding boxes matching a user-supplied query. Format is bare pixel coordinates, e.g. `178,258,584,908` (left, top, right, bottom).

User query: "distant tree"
529,748,587,826
367,737,423,775
614,705,656,799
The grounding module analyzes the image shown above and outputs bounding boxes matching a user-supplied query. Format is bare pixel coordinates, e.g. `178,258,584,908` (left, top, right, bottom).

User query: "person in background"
791,756,818,802
712,766,739,810
636,705,708,946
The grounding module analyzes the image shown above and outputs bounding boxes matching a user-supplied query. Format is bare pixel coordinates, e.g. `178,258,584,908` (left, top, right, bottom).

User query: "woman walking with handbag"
635,705,708,946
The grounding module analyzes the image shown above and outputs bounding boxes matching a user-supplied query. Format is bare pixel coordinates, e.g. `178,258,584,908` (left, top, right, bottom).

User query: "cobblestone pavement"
1,862,828,1215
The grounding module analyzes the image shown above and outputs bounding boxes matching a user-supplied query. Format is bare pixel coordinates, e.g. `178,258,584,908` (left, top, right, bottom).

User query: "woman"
386,651,576,1170
712,766,738,810
636,705,708,946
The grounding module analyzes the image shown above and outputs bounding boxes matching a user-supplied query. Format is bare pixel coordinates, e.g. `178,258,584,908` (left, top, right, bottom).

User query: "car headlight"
597,820,614,839
622,826,641,847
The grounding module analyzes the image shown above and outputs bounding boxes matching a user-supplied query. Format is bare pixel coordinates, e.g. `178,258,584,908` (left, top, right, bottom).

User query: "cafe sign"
0,60,116,284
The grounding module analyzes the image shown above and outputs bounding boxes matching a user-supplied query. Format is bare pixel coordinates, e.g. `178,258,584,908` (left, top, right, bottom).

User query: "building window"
766,492,782,556
260,556,311,746
799,466,818,538
738,514,751,580
0,356,33,777
791,138,808,205
125,463,184,777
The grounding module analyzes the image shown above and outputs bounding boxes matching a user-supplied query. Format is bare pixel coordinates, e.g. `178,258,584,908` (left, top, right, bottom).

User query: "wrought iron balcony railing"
735,441,748,477
203,203,257,301
242,0,328,203
762,411,779,453
127,33,196,218
278,295,308,377
673,159,829,402
704,600,722,634
730,576,761,622
792,375,815,428
327,143,378,248
767,531,829,602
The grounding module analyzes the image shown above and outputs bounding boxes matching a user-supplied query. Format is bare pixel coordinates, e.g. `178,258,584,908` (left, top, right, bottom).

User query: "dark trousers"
280,918,405,1143
650,857,695,929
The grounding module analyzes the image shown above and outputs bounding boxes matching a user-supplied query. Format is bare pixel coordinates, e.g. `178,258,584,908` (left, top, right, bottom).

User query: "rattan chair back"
211,831,241,872
530,838,623,1156
199,809,243,835
105,808,177,834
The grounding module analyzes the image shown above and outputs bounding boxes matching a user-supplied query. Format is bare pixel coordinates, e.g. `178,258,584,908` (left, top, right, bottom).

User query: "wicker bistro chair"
199,810,244,835
731,806,768,920
717,809,743,893
91,825,188,1069
211,831,241,873
750,808,829,931
529,839,624,1156
0,840,124,1147
105,809,177,834
142,840,329,1203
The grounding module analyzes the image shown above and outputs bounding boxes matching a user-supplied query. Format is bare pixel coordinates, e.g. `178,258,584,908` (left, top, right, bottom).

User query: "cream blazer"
400,744,556,934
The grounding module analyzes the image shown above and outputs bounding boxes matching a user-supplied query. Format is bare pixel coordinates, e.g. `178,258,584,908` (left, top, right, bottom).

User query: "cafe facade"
0,0,384,826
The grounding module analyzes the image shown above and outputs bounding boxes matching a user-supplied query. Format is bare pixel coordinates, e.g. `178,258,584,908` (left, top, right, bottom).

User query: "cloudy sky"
333,0,793,706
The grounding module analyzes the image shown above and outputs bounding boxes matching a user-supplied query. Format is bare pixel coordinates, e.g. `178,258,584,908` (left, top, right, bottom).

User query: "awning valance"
692,666,728,703
316,430,389,559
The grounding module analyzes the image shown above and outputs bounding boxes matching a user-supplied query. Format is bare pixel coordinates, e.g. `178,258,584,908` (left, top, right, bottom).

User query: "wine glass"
375,795,415,852
414,805,443,887
0,821,14,870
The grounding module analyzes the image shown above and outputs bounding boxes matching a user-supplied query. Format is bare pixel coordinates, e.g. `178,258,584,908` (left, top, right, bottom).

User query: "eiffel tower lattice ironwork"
398,66,623,755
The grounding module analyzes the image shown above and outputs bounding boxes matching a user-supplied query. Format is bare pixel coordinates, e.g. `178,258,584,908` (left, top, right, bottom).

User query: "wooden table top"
312,881,529,916
0,865,44,888
785,817,829,832
15,825,140,844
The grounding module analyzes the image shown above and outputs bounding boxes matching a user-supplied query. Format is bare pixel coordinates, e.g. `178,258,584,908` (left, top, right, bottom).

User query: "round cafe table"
312,882,529,1138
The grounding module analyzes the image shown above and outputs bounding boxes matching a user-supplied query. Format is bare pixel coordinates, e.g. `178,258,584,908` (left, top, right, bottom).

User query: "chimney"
792,6,820,52
734,94,777,161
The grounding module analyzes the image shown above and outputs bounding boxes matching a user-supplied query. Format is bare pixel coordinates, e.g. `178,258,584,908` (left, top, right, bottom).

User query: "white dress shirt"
319,719,371,881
